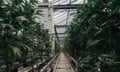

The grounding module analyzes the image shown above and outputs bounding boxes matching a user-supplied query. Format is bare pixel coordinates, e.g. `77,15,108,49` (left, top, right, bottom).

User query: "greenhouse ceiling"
54,0,85,42
39,0,86,43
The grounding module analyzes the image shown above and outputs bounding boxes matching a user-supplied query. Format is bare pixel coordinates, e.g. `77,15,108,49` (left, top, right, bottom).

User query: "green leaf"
87,39,101,48
16,16,28,21
22,44,32,51
11,46,21,57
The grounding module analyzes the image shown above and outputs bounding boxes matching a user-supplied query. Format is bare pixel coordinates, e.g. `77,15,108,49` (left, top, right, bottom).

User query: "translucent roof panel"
53,10,67,25
53,0,85,5
52,0,85,42
53,0,69,5
56,28,66,34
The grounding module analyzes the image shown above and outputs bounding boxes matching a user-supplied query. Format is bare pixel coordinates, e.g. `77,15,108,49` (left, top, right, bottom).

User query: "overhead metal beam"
38,4,79,9
57,33,66,34
54,25,68,41
66,9,70,25
53,33,66,35
54,25,69,28
58,37,65,38
54,25,60,42
57,4,78,9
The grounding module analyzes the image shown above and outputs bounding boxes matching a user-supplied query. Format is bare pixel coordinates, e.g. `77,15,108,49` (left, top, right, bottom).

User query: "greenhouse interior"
0,0,120,72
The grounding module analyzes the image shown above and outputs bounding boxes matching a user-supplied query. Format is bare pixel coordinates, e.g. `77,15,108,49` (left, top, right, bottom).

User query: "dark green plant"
64,0,120,72
0,0,52,71
77,54,120,72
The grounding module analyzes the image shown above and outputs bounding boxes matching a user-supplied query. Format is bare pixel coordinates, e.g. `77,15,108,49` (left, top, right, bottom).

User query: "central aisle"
53,52,74,72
